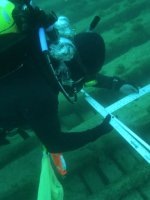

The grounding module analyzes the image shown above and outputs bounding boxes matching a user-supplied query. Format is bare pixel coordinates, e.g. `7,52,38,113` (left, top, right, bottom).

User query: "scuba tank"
0,0,29,78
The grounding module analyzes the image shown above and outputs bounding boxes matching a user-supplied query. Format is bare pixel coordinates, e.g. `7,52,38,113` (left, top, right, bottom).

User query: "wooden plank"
80,165,105,194
122,190,144,200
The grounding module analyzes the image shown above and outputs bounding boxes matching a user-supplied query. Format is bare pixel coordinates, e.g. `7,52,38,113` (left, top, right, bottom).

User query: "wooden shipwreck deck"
0,0,150,199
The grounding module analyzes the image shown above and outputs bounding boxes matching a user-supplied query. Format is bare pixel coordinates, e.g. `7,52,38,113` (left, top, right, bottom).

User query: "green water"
47,0,150,199
0,0,150,200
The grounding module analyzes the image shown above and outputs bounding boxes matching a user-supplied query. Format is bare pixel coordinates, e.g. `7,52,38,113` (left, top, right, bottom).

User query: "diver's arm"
30,108,111,153
94,73,125,90
93,74,139,94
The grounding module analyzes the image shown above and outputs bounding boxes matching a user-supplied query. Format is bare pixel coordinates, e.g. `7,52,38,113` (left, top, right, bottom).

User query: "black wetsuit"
0,33,118,153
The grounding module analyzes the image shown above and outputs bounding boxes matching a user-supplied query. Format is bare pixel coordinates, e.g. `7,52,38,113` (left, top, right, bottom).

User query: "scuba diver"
0,0,138,151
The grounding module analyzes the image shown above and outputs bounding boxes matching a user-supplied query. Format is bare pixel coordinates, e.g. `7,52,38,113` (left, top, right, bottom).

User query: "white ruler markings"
81,84,150,163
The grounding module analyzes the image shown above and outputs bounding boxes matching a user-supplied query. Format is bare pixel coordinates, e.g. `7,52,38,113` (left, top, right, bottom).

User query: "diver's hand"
119,83,139,95
112,77,139,95
100,114,113,134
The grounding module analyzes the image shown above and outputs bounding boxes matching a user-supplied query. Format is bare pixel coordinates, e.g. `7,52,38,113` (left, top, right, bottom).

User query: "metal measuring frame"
81,84,150,164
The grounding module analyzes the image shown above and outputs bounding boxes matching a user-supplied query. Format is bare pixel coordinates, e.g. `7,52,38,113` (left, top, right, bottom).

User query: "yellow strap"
84,80,97,87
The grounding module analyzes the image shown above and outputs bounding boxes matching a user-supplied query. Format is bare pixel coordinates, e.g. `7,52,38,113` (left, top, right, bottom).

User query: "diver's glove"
119,83,139,95
86,115,113,143
112,77,139,95
99,114,113,134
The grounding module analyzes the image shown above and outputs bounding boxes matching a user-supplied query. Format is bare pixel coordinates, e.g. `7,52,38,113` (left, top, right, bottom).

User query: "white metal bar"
81,88,150,164
106,84,150,113
110,117,150,163
115,118,150,152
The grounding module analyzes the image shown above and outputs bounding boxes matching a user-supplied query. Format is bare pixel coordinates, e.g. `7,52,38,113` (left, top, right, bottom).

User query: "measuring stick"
81,86,150,163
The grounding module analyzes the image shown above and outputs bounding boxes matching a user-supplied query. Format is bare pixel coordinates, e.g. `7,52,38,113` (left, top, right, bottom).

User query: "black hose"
89,16,101,31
